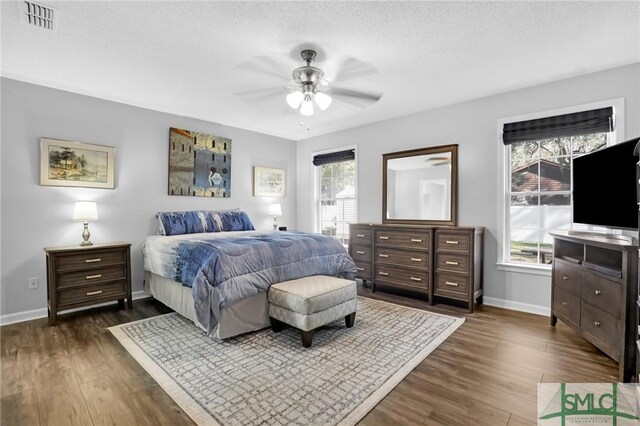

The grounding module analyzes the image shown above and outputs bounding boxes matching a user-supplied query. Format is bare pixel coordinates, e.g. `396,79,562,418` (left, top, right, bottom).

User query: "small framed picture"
40,138,115,189
253,166,285,197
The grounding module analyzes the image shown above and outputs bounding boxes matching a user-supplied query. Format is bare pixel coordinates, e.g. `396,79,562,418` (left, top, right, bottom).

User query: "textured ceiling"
2,1,639,141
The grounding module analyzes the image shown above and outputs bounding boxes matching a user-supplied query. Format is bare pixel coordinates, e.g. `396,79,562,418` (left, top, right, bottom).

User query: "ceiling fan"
425,156,452,167
233,48,383,116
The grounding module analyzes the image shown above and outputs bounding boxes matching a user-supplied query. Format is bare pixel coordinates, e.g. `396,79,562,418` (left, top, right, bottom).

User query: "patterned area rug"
109,296,464,426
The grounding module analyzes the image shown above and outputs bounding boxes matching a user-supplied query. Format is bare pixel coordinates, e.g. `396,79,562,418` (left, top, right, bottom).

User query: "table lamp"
73,201,98,246
269,203,282,230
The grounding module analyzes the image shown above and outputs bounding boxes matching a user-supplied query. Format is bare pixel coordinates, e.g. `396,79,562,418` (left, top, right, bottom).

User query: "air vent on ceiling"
21,1,57,31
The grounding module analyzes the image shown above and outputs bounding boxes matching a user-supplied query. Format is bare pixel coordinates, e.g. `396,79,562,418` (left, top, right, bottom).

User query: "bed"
142,211,357,339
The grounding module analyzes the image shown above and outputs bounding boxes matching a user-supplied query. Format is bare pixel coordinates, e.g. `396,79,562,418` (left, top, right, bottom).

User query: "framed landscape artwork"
40,138,115,189
253,166,285,197
168,127,232,197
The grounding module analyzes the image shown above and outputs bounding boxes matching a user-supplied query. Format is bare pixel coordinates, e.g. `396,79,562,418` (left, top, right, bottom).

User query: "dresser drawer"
350,244,372,262
375,265,428,289
582,271,622,319
435,253,469,274
554,261,581,297
58,282,126,307
58,266,127,289
375,247,429,269
375,229,430,250
56,248,126,271
434,272,469,298
581,302,620,356
354,261,372,280
350,226,372,244
436,231,470,253
553,287,580,327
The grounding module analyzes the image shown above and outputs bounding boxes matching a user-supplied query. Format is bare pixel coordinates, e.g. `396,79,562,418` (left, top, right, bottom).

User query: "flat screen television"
572,136,639,231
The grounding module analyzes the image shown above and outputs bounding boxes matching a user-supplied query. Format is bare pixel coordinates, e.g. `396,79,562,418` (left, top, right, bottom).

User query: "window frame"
496,99,625,275
312,145,358,243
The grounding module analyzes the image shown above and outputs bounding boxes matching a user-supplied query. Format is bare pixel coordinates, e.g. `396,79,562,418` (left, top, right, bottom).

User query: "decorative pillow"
157,210,255,235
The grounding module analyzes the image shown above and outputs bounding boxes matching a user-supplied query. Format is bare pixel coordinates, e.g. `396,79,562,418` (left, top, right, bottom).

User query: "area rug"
109,296,464,426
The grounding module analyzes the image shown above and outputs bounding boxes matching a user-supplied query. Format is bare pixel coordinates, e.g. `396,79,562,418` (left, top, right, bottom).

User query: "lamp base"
80,221,93,246
80,240,94,246
273,216,278,230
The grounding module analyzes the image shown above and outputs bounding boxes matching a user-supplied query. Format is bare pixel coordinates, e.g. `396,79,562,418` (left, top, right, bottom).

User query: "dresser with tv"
550,231,638,382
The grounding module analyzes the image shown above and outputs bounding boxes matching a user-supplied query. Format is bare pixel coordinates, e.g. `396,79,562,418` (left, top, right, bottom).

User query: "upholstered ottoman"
268,275,357,348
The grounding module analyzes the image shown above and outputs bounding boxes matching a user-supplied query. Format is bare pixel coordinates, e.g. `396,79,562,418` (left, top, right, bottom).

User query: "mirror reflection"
383,145,458,226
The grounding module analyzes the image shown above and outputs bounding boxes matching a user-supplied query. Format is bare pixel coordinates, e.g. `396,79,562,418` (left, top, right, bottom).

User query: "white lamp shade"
286,91,304,109
73,201,98,222
268,203,282,216
314,92,332,111
300,99,314,116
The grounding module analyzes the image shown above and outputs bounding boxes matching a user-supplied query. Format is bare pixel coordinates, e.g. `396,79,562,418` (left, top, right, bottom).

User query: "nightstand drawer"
58,282,126,307
56,249,126,271
58,265,127,288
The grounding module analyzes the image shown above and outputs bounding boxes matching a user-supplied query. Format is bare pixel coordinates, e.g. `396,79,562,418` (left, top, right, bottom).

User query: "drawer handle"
85,258,102,263
356,234,366,238
410,277,422,282
411,258,423,262
562,276,568,280
445,240,459,245
410,239,423,243
85,274,102,280
356,251,366,255
445,261,459,266
379,254,389,258
594,290,601,295
445,281,459,287
594,321,601,327
356,267,365,271
379,272,389,276
379,236,389,240
562,302,568,306
86,290,103,296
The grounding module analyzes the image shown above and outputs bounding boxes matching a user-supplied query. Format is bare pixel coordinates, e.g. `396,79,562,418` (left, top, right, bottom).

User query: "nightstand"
44,242,132,325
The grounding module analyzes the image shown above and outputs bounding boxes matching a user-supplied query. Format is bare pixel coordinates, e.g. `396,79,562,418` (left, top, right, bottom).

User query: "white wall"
1,78,297,317
297,63,640,313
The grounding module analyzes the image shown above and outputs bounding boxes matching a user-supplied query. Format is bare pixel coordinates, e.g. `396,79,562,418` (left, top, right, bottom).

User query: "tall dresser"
549,231,638,382
349,223,484,312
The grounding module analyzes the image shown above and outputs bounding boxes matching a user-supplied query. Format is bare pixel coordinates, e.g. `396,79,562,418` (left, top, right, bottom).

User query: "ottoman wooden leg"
301,330,315,348
345,312,356,328
271,317,286,333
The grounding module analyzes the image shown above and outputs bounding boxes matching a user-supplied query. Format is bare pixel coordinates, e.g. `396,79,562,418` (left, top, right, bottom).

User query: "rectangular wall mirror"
383,144,458,226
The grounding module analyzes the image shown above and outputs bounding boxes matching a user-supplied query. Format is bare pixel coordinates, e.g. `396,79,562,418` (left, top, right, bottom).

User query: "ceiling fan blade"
231,86,287,101
237,55,292,83
329,57,379,83
329,87,383,103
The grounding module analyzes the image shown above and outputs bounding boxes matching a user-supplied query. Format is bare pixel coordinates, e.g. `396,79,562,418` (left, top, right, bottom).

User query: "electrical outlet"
28,277,38,290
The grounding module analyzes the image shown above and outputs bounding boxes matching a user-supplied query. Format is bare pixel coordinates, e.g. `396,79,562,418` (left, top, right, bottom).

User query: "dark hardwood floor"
1,284,618,426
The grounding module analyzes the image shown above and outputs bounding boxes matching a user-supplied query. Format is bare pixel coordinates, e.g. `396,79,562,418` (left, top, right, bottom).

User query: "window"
314,149,357,245
499,102,621,269
508,133,608,265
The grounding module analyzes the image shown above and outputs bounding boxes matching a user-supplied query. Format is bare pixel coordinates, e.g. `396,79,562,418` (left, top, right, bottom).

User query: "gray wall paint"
296,63,640,311
1,78,297,316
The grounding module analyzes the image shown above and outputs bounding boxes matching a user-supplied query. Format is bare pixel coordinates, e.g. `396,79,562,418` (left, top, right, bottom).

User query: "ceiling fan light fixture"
300,98,314,116
286,91,304,109
314,91,332,111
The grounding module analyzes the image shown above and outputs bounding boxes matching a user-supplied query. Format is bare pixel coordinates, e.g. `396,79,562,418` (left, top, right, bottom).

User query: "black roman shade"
312,149,355,166
502,107,614,145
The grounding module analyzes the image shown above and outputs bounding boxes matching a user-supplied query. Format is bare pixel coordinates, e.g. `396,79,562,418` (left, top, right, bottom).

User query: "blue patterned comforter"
143,231,357,334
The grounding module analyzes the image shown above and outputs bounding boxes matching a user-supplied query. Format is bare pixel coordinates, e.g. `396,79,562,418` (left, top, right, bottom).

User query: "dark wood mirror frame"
382,144,458,226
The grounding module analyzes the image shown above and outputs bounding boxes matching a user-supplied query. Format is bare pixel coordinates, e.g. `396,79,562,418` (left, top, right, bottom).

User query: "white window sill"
496,262,552,277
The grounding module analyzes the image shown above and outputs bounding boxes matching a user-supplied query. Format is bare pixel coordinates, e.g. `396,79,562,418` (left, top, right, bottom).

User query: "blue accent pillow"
157,210,255,235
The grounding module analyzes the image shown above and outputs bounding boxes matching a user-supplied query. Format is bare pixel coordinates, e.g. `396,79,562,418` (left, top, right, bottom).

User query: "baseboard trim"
483,296,550,317
0,291,152,326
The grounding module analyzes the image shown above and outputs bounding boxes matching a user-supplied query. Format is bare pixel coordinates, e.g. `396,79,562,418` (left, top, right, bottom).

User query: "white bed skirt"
144,272,271,339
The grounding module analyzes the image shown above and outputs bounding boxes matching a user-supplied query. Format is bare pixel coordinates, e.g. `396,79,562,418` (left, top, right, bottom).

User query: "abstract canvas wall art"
168,127,232,197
